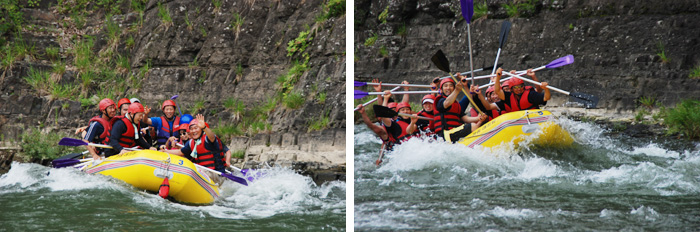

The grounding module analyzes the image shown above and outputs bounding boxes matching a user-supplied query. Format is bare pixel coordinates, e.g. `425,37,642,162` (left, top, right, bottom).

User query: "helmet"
128,102,145,114
486,86,496,94
178,123,189,131
501,79,511,88
98,98,116,111
130,98,141,103
187,119,209,133
421,94,435,104
180,114,193,124
117,98,131,109
439,78,455,90
387,102,397,110
162,100,177,111
396,102,411,111
509,77,524,86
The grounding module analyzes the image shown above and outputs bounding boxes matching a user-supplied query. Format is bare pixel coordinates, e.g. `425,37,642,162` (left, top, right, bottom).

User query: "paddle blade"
460,0,474,24
58,137,88,147
222,172,249,186
354,81,367,87
499,21,512,48
52,158,81,168
373,105,399,118
569,92,599,109
158,177,170,199
545,55,574,69
170,95,179,100
431,50,451,73
354,90,369,99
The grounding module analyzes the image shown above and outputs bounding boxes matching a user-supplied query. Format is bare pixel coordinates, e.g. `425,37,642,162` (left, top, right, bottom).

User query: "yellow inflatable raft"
83,150,219,205
455,110,573,149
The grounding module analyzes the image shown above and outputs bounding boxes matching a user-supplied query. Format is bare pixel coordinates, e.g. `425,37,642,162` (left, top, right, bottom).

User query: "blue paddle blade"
52,158,81,168
240,169,265,182
354,81,367,87
545,55,574,69
221,172,249,186
460,0,474,24
354,90,369,99
170,95,179,100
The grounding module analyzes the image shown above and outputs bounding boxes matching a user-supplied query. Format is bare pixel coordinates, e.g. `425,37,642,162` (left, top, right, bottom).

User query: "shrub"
473,2,488,19
364,33,378,46
231,150,245,159
20,129,81,160
663,99,700,139
378,6,389,24
317,0,345,21
157,2,172,27
283,92,305,109
689,64,700,79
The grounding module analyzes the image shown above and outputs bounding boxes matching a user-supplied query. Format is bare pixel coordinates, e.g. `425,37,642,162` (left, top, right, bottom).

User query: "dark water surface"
0,165,345,231
354,118,700,231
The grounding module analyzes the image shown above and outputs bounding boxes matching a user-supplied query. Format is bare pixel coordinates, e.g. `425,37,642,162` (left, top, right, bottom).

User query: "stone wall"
355,0,700,113
0,0,345,179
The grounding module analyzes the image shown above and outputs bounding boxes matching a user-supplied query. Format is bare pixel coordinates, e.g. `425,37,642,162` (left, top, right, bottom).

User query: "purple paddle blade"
221,172,248,186
545,55,574,69
354,81,368,87
52,159,81,168
170,95,179,100
58,137,88,147
354,90,369,99
460,0,474,24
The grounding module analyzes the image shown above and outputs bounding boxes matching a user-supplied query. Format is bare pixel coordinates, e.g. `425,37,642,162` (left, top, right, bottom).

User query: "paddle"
491,21,512,82
354,90,438,99
353,86,402,111
173,143,259,181
376,142,386,167
171,95,182,116
373,105,434,120
501,71,599,109
437,64,502,80
195,164,249,186
354,81,431,88
431,49,484,114
460,0,475,85
57,138,249,185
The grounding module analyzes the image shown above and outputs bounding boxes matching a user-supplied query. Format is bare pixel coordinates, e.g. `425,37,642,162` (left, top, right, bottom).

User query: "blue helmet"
180,114,193,124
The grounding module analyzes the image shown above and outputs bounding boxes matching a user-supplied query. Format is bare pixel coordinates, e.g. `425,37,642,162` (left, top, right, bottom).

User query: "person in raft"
82,98,118,160
493,68,550,113
141,100,181,149
434,74,488,142
105,102,156,156
160,114,228,175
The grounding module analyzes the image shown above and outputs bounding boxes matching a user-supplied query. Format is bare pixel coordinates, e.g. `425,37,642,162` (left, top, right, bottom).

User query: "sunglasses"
511,84,525,90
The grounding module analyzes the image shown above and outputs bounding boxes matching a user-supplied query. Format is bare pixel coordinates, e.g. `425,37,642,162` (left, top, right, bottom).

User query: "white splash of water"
626,143,680,159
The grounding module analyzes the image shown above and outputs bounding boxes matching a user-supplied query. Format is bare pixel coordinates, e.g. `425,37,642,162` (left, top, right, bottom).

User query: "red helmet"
387,102,397,110
439,78,455,90
162,100,176,111
486,86,496,94
187,119,209,132
509,77,524,86
421,94,435,104
502,79,511,88
396,102,411,111
98,98,116,111
117,98,131,109
128,102,145,114
178,123,189,131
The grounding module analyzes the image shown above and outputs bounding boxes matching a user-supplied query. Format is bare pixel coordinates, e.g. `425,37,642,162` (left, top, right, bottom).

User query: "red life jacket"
113,116,140,149
156,115,180,146
417,109,435,133
433,95,463,135
504,86,539,113
88,116,116,144
188,133,226,171
384,118,411,143
470,107,501,122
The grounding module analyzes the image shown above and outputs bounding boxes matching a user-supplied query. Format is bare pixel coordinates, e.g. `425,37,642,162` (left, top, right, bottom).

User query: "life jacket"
394,118,412,142
433,95,463,135
112,116,140,149
469,107,501,122
504,86,539,113
188,133,226,171
416,109,435,135
156,115,180,146
88,116,117,144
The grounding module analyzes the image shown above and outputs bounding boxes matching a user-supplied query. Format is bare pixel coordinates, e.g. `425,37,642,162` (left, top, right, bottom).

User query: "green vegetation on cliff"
663,99,700,140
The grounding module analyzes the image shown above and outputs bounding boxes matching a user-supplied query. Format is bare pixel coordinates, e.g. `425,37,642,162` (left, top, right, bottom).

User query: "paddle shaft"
467,23,475,85
354,87,401,111
363,90,438,96
438,67,488,80
448,72,484,114
360,83,431,88
398,113,433,121
501,71,570,95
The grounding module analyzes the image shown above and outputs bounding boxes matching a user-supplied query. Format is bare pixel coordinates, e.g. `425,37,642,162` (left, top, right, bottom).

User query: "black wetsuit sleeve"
108,120,126,155
83,121,103,143
528,89,546,106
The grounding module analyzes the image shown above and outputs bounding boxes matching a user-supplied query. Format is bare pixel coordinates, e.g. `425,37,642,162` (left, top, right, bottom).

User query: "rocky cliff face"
355,0,700,113
0,0,345,181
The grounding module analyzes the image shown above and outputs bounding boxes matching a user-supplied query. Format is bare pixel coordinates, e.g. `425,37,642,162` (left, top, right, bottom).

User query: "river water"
0,165,345,231
354,118,700,231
